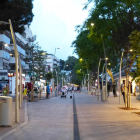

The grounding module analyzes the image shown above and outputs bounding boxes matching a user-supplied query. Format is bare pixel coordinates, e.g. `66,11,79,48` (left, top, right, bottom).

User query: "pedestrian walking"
121,80,125,103
107,82,111,97
46,83,50,99
23,86,28,100
27,82,33,97
112,82,116,97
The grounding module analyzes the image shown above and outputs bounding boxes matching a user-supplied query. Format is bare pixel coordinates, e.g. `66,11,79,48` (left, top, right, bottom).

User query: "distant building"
45,54,60,73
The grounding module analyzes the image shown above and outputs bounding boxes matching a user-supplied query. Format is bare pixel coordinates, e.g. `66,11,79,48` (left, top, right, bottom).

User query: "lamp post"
54,69,58,96
102,40,108,101
88,74,90,94
0,19,23,122
102,63,111,101
84,74,90,94
52,47,61,96
62,64,68,87
119,49,125,104
97,57,108,100
119,49,133,107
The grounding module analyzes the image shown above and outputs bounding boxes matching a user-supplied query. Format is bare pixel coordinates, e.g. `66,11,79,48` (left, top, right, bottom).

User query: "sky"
30,0,91,61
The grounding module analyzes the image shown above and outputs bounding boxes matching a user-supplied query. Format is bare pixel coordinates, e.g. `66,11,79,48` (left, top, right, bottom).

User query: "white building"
0,26,33,95
45,54,60,72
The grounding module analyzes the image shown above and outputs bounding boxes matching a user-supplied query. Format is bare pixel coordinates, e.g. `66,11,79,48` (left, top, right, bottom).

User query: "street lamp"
102,63,111,101
62,64,68,87
91,23,94,26
84,74,90,94
97,57,108,100
0,20,23,122
54,69,58,96
119,49,132,107
52,47,61,96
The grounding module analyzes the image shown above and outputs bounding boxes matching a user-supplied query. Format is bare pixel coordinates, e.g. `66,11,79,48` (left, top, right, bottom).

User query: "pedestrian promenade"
75,91,140,140
0,91,140,140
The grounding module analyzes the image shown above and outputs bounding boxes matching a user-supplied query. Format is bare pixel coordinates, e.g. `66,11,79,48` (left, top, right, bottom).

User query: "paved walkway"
1,91,140,140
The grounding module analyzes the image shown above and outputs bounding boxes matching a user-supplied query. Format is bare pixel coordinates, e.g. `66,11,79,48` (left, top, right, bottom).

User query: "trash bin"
0,96,12,126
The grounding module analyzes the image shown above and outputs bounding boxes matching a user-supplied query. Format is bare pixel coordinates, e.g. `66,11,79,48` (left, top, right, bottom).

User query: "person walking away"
27,82,33,98
77,86,79,93
46,83,50,99
107,82,111,97
23,86,28,100
112,82,116,97
121,80,125,103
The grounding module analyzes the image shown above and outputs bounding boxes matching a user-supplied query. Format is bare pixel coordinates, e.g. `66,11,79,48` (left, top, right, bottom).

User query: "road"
3,92,140,140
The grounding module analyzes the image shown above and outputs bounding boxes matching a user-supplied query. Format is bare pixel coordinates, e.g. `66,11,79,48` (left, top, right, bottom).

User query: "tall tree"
0,0,34,33
59,59,65,71
129,30,140,83
65,56,78,71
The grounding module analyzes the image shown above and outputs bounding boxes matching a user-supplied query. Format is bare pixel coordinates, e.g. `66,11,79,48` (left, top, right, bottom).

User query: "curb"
0,101,29,140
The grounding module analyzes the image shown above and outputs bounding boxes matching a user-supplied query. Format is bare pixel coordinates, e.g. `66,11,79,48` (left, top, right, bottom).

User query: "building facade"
0,26,32,95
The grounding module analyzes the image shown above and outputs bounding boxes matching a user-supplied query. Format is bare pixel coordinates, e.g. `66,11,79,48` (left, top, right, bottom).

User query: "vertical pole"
57,75,58,96
119,60,121,104
56,71,58,96
19,65,22,109
88,74,89,94
62,76,63,87
102,65,104,101
119,49,124,104
125,77,127,108
98,58,101,101
126,74,128,108
31,81,34,101
84,76,86,93
129,83,131,109
9,19,19,122
102,37,107,101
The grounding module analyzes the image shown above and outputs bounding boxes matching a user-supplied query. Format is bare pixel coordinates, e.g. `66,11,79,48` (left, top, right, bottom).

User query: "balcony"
0,34,10,44
9,57,25,67
0,50,10,60
9,44,25,56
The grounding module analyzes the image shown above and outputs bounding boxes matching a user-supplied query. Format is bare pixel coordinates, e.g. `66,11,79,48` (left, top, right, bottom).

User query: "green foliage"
0,0,34,33
74,61,84,82
45,72,53,81
24,36,47,81
71,29,104,71
70,70,81,85
65,56,78,70
72,0,140,76
34,50,47,80
129,30,140,82
60,59,65,71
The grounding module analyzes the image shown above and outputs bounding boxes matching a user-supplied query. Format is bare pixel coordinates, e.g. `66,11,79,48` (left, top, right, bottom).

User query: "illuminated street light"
91,23,94,26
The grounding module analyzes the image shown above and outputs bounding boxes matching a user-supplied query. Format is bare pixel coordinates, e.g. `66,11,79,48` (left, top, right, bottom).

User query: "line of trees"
71,0,140,84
